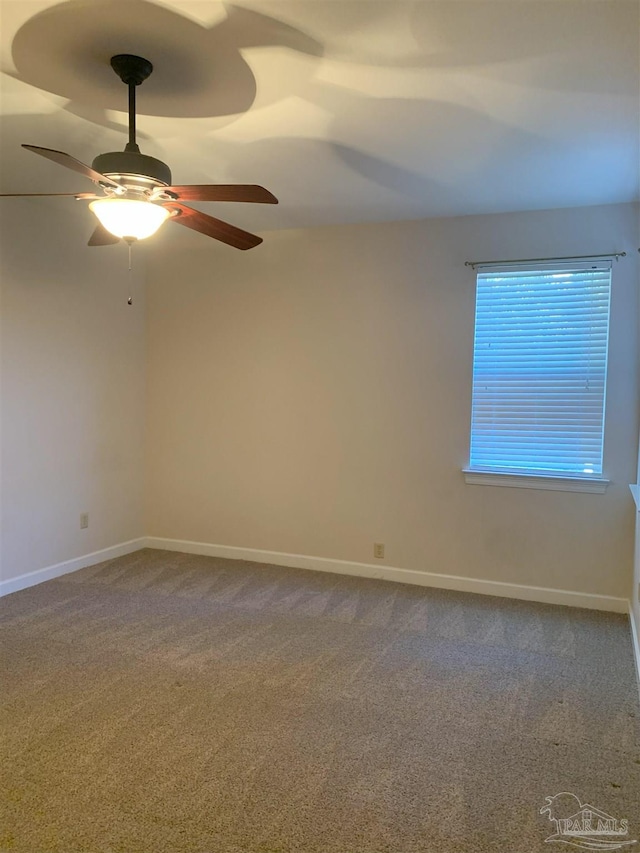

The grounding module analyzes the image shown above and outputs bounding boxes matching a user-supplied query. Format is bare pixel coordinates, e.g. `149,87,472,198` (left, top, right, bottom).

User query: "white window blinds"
469,261,612,477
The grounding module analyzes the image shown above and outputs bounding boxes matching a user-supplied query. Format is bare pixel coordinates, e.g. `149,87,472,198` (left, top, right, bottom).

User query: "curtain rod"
465,252,626,270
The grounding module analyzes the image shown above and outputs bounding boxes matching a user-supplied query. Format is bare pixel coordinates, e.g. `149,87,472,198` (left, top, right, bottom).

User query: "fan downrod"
109,54,153,155
110,54,153,86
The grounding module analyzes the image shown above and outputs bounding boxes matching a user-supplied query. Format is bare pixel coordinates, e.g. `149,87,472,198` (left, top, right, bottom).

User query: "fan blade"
88,224,120,247
165,202,262,250
0,192,101,199
163,185,278,204
22,145,119,188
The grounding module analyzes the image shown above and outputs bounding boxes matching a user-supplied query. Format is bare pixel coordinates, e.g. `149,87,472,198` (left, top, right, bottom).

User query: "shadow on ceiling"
303,0,636,96
6,0,324,120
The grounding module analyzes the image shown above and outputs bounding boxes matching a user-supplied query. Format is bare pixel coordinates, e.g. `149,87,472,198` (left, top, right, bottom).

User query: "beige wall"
0,199,146,583
146,202,639,599
633,435,640,633
2,199,635,602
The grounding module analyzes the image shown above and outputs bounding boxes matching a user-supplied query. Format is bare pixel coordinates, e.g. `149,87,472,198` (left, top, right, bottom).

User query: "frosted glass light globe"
89,198,170,240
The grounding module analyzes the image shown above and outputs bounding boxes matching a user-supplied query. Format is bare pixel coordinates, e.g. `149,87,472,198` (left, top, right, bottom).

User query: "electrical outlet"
374,543,385,559
80,513,89,530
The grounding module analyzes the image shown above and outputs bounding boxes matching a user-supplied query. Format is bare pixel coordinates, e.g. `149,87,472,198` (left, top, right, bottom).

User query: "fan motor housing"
92,151,172,187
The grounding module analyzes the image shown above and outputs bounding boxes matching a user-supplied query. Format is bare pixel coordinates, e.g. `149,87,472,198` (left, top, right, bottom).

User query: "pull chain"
126,238,134,305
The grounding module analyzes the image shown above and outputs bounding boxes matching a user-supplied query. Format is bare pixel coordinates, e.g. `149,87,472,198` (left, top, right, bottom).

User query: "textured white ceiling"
0,0,638,236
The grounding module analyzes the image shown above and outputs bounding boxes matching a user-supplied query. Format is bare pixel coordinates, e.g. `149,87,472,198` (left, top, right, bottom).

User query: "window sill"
463,468,609,494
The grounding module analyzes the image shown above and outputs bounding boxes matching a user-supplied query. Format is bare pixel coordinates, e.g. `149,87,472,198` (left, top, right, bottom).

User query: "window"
465,261,612,492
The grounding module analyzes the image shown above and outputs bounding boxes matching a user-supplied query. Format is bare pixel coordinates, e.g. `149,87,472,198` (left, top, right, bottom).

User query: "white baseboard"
2,534,630,617
629,604,640,704
144,536,629,614
0,538,146,598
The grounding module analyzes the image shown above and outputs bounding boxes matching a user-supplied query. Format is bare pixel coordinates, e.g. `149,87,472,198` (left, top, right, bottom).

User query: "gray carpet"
1,548,639,853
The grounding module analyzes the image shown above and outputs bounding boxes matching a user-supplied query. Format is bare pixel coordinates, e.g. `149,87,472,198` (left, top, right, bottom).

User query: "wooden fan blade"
165,202,262,250
22,145,119,188
88,224,120,247
0,192,101,199
163,185,278,204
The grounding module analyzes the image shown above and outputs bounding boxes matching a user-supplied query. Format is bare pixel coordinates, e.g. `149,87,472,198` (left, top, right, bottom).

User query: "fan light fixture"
3,55,277,249
89,198,170,240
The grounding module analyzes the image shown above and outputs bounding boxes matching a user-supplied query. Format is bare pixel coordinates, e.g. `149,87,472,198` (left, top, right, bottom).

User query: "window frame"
464,259,612,493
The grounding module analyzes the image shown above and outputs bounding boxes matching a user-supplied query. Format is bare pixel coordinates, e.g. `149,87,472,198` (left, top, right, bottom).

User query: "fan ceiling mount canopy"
1,53,278,249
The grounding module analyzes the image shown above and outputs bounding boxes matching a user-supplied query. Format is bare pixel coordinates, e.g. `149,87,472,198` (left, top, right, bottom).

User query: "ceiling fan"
0,54,278,249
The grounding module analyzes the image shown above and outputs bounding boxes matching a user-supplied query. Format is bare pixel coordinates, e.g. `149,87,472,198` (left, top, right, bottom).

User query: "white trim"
629,605,640,706
476,260,614,273
463,469,609,493
144,536,628,613
0,538,146,597
2,534,630,617
629,484,640,511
